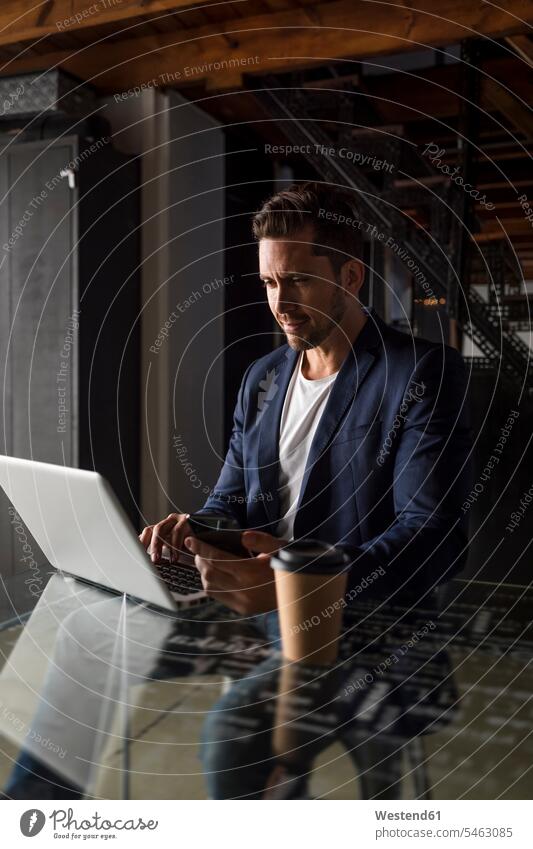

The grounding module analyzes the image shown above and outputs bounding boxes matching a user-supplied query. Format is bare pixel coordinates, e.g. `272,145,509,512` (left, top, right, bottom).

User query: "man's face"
259,226,347,351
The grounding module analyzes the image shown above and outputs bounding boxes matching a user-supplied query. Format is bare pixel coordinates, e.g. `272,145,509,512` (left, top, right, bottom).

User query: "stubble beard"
285,285,347,351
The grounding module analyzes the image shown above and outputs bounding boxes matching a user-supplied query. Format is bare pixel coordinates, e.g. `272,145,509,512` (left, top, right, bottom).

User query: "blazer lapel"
256,309,383,528
294,310,381,516
257,346,299,524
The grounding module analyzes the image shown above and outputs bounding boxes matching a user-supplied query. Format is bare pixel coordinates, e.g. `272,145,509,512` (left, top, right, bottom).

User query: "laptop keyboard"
157,561,205,596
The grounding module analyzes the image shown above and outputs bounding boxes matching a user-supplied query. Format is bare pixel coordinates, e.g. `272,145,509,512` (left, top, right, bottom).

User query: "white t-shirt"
276,351,339,540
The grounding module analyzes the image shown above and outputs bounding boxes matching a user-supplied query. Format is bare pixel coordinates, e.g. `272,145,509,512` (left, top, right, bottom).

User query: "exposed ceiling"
0,1,531,277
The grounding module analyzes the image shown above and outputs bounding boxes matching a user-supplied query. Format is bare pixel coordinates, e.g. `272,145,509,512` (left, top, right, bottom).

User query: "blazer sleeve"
337,345,474,597
197,361,255,526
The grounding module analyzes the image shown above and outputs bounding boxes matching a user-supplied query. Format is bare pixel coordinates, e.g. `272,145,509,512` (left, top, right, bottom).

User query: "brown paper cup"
274,568,348,665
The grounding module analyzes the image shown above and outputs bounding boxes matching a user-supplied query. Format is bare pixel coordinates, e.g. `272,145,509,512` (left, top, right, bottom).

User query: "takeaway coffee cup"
271,539,351,665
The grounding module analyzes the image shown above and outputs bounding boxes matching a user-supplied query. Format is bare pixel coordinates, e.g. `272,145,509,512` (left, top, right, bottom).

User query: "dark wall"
223,128,275,446
78,140,140,526
462,373,532,585
0,128,140,618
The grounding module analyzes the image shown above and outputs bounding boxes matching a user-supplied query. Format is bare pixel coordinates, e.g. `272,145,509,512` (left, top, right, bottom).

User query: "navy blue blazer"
201,307,473,597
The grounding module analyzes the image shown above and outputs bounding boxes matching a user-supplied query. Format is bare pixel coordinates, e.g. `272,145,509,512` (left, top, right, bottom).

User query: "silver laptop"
0,455,207,611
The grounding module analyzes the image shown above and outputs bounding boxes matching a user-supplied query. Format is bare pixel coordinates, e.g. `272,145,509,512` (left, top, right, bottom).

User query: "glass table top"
0,573,531,799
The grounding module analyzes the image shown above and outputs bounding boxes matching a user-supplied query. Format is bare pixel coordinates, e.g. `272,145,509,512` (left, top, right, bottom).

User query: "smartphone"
187,512,251,558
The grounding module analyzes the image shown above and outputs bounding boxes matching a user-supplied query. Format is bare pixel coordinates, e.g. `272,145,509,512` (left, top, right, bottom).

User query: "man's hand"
184,530,287,615
139,513,192,564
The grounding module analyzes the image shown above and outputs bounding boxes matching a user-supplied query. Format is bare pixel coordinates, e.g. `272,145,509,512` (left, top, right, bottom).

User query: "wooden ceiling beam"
479,217,533,237
483,78,533,142
0,1,210,47
505,34,533,68
1,0,532,91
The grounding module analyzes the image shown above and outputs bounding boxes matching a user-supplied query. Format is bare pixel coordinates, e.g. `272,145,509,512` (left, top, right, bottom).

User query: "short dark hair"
252,181,363,277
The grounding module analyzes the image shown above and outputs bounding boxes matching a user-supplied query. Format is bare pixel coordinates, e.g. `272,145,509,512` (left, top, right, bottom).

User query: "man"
140,181,472,614
3,182,472,802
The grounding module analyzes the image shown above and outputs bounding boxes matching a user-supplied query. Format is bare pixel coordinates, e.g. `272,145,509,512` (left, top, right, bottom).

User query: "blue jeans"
200,611,284,799
247,610,281,645
3,749,82,799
